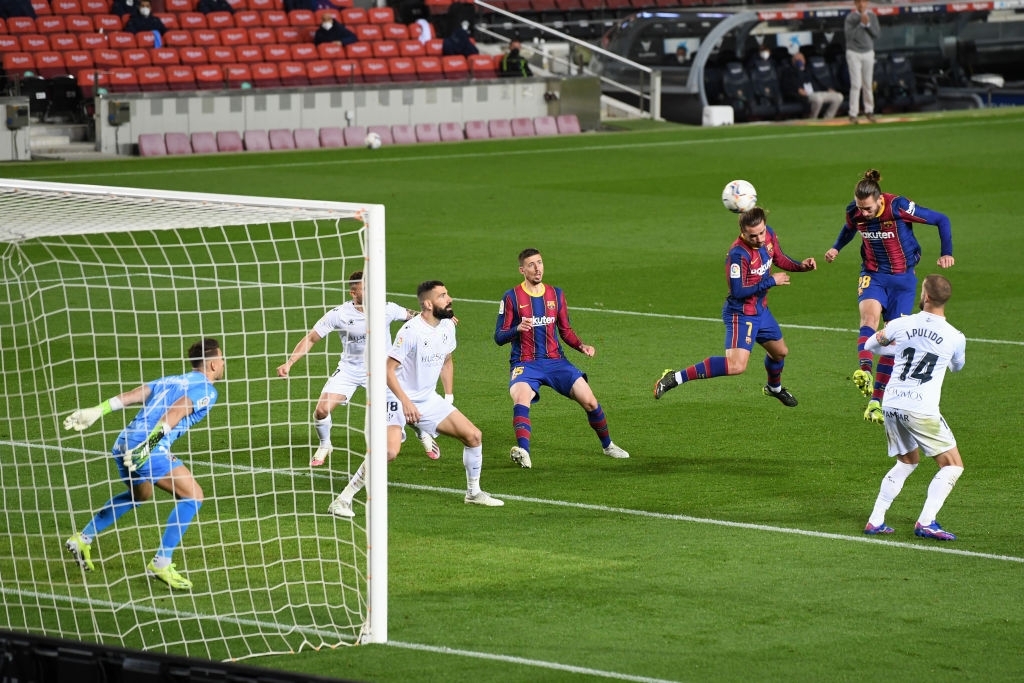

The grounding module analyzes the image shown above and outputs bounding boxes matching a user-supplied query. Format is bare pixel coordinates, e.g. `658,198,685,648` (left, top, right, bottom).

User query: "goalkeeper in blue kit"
63,338,224,590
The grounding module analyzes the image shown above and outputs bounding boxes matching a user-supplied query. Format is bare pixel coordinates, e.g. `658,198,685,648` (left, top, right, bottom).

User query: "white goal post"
0,178,389,659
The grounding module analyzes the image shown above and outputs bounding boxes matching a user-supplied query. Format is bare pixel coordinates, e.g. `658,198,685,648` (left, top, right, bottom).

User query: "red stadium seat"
80,0,108,11
165,0,192,12
354,24,382,42
77,32,107,48
360,57,388,83
260,10,288,26
333,59,360,83
163,30,193,46
52,0,82,14
138,133,167,157
216,130,244,152
219,27,248,45
223,62,252,87
243,129,270,151
380,22,408,40
205,11,234,29
464,119,489,140
293,128,319,149
341,8,366,25
192,28,220,45
398,39,424,57
268,128,295,149
319,126,344,148
287,9,315,25
441,54,467,79
344,41,370,59
151,47,181,65
92,14,121,32
367,6,394,23
179,46,208,65
426,38,443,55
190,132,218,154
30,0,50,15
248,0,277,9
178,12,207,30
165,64,197,90
233,10,261,27
107,31,136,49
108,67,139,92
468,53,497,78
35,16,67,33
155,12,177,29
34,51,68,78
316,42,344,59
341,125,365,146
92,48,122,67
386,56,416,82
194,64,225,88
19,34,50,51
305,59,335,84
277,60,308,85
48,32,79,50
135,30,156,47
414,55,443,81
64,49,93,71
289,42,316,60
234,44,262,62
75,68,108,97
122,48,152,66
137,65,168,90
262,44,289,61
0,35,18,54
207,45,235,63
371,40,397,58
6,17,37,34
250,61,280,87
247,27,275,44
414,122,441,143
274,26,302,42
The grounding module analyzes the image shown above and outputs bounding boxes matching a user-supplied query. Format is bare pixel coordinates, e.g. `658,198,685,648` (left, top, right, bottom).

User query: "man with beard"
329,280,503,517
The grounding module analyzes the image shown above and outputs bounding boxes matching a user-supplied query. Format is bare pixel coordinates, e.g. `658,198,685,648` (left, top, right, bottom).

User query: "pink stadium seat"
556,113,581,134
216,130,243,152
414,122,441,143
268,128,295,150
244,129,270,151
464,119,489,140
488,118,513,138
533,115,559,136
138,133,167,157
511,117,536,137
390,124,416,145
319,126,344,148
438,121,464,142
293,128,319,149
190,132,218,154
367,125,392,146
342,125,366,147
165,132,192,155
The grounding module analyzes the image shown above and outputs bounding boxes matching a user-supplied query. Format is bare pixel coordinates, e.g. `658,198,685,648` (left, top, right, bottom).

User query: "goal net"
0,179,389,660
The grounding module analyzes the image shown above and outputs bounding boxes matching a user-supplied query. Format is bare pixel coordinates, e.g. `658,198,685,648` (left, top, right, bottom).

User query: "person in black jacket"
442,21,478,56
780,50,843,119
124,0,167,34
313,12,357,46
197,0,234,13
1,0,37,19
499,40,533,77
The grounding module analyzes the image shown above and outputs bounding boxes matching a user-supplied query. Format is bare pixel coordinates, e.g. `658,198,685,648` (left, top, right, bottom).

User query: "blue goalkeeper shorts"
111,443,180,482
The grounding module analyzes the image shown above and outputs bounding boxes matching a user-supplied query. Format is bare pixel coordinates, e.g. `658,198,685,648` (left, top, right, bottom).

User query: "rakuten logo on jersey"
749,259,773,277
862,230,896,239
525,316,556,326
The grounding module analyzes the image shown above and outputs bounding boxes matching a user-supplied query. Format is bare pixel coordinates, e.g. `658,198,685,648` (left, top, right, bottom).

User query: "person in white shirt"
277,270,438,467
329,280,504,517
862,274,966,540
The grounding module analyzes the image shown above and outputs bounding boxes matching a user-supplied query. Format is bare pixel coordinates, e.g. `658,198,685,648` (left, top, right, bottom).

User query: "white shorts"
321,363,367,403
386,392,456,438
883,408,957,458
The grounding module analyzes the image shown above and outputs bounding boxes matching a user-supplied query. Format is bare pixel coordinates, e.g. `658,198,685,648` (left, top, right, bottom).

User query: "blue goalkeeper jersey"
114,371,218,453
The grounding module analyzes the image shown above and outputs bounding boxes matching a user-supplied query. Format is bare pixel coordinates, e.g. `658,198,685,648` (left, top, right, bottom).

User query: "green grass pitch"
2,109,1023,682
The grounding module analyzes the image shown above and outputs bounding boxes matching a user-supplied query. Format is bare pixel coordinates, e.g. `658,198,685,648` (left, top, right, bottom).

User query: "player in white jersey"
862,274,966,540
329,280,504,517
277,270,441,466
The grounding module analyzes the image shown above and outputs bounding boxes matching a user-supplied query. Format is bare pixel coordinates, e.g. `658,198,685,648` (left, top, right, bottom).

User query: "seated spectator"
780,50,843,119
124,0,167,34
442,21,478,57
413,17,434,44
313,12,357,46
499,40,532,78
663,43,688,66
284,0,316,11
1,0,37,19
197,0,234,13
110,0,139,17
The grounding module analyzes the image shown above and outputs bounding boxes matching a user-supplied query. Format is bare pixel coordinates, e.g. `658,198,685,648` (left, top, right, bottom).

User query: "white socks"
918,465,963,526
463,445,483,494
868,461,917,527
314,414,332,445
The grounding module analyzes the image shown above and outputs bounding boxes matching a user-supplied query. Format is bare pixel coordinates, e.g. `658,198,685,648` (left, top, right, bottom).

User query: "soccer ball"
721,179,757,213
364,132,382,150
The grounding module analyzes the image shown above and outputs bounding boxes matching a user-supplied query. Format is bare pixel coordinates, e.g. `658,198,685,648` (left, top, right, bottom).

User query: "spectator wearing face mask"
442,20,479,57
124,0,167,34
313,12,357,46
781,50,844,119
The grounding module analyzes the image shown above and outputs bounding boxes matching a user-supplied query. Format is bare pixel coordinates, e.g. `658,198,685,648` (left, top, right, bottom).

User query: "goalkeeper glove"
63,397,123,431
122,421,170,473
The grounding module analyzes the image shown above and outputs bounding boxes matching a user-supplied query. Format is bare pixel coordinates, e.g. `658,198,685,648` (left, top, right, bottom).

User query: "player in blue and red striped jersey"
494,248,629,469
824,168,954,424
654,207,816,405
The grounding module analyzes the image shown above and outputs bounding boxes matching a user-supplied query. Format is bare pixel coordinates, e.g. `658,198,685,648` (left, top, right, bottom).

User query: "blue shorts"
858,270,917,322
508,358,586,403
722,310,782,352
111,443,181,482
